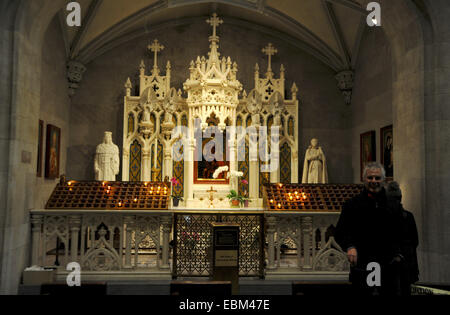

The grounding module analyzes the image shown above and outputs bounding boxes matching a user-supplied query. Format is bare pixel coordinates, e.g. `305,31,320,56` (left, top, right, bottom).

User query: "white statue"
302,138,328,184
95,131,120,181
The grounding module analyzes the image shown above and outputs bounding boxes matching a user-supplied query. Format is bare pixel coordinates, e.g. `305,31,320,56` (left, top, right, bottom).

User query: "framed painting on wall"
380,125,393,180
360,131,376,181
37,120,43,177
45,124,61,179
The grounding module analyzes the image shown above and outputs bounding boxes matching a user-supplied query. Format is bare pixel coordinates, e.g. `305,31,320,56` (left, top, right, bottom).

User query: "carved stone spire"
206,13,223,66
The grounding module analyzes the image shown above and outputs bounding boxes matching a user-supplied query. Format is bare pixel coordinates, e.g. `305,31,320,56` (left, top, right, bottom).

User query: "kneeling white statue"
302,138,328,184
95,131,120,181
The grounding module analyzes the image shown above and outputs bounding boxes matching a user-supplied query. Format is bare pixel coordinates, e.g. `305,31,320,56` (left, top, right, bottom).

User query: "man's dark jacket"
335,188,401,276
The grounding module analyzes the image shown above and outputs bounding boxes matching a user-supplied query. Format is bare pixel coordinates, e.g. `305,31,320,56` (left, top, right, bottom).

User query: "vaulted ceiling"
58,0,371,72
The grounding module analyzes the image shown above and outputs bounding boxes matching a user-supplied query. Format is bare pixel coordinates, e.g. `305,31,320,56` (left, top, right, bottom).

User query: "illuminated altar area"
27,14,353,284
121,13,299,209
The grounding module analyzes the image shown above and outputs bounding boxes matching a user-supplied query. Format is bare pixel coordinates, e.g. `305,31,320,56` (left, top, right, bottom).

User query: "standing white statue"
302,138,328,184
95,131,120,181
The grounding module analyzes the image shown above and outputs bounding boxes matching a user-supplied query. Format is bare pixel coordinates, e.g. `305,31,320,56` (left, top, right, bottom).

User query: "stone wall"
36,16,71,209
68,18,353,183
351,27,393,183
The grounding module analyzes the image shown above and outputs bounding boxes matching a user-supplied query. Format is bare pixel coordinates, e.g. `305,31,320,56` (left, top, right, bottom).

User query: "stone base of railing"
55,269,172,282
265,270,349,281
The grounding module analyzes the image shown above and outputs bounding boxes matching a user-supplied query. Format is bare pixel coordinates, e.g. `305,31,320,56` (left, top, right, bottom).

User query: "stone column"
269,124,280,183
320,227,327,250
249,128,259,200
123,216,134,269
185,138,195,202
301,216,313,271
163,147,172,181
229,138,238,191
122,148,129,181
161,215,172,269
69,215,81,263
30,214,43,266
266,216,277,269
291,150,299,183
142,149,151,181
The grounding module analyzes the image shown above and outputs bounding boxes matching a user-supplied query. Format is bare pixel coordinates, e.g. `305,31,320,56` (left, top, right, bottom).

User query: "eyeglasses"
366,176,382,180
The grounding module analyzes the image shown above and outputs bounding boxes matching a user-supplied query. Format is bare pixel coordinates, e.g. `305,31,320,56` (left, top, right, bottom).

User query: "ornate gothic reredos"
122,13,300,195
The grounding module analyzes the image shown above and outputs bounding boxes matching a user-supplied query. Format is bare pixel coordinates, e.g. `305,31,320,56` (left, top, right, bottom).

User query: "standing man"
335,162,402,295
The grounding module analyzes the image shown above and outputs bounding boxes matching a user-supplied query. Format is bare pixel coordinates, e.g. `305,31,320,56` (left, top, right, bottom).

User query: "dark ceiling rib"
325,0,367,14
262,6,344,71
80,16,341,73
351,15,367,69
76,0,344,71
77,0,167,62
58,10,70,59
70,0,103,60
322,0,351,69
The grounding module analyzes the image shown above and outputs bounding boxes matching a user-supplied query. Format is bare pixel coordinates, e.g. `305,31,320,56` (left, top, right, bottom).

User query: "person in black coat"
385,181,419,295
335,162,404,295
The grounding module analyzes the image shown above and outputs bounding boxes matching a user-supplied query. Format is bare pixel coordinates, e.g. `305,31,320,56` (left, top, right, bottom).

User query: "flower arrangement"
226,189,246,207
227,170,244,179
170,177,184,206
212,166,229,179
240,179,250,207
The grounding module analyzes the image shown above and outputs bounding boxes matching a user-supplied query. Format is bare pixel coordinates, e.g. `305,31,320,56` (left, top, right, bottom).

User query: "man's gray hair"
362,161,386,180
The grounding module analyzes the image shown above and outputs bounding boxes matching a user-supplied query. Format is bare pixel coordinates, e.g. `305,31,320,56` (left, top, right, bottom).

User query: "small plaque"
215,250,238,267
216,230,238,247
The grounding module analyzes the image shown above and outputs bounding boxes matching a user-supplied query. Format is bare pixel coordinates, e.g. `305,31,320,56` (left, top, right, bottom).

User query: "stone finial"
335,70,354,105
291,82,298,100
125,77,132,96
139,60,145,75
67,60,86,97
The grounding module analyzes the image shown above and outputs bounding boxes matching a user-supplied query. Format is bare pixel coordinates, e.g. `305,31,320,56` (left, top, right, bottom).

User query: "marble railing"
265,211,350,273
29,209,348,279
30,210,172,275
